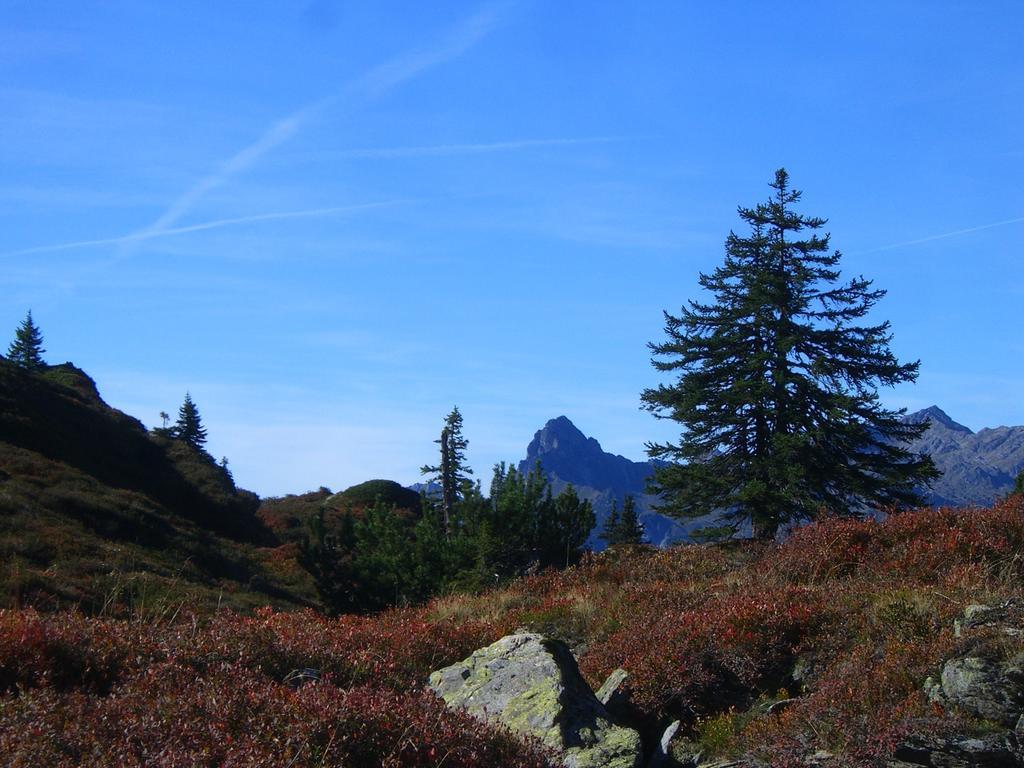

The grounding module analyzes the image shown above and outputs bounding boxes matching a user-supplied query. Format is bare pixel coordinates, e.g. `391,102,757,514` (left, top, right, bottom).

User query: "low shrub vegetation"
1,498,1023,765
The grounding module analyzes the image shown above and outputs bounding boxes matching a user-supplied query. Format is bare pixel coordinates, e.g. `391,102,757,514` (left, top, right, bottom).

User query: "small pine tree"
600,496,644,548
173,392,208,450
600,499,622,547
616,495,645,546
7,310,46,371
547,484,595,568
1014,470,1024,497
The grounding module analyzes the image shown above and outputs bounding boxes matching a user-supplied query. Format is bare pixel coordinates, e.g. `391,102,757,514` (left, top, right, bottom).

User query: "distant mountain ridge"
518,408,1024,548
904,405,1024,507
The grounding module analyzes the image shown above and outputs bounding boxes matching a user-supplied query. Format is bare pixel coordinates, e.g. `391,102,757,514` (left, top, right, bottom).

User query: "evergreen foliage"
173,392,208,450
300,507,357,614
1014,470,1024,497
616,495,644,546
7,310,46,371
302,461,597,614
302,500,461,614
600,495,644,547
333,479,420,512
642,169,938,539
600,500,621,547
219,456,234,486
421,406,473,538
545,484,596,567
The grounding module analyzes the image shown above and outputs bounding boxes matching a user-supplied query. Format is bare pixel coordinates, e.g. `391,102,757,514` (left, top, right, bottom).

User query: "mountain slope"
905,405,1024,506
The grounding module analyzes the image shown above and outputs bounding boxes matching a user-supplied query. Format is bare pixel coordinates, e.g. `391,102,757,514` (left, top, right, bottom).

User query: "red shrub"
0,608,148,694
581,585,825,715
4,502,1023,766
770,500,1024,587
0,662,554,767
743,635,960,765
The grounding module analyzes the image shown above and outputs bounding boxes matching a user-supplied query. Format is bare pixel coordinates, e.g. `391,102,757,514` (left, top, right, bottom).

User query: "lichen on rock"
429,633,642,768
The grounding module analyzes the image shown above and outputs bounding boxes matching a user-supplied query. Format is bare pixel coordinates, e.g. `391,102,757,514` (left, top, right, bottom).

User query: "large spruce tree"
421,406,473,538
641,169,937,539
7,310,46,371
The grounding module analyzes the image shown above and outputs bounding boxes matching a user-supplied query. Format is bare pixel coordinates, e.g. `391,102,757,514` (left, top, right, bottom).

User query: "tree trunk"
440,428,453,540
752,517,776,541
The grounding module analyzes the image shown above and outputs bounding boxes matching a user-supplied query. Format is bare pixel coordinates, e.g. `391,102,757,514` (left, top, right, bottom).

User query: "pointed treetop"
174,392,208,450
7,310,46,371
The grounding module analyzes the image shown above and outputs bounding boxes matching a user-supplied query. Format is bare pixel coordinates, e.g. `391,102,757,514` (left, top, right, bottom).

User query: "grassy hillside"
0,359,318,614
1,500,1022,766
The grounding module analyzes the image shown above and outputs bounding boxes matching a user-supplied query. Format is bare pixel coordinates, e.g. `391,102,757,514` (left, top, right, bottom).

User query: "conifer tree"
545,484,595,568
7,310,46,371
219,456,234,485
421,406,473,538
600,499,622,547
616,495,645,546
642,169,938,539
600,496,644,547
173,392,208,450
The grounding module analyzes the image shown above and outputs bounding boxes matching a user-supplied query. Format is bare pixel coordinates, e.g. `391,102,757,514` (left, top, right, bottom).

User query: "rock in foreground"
429,633,642,768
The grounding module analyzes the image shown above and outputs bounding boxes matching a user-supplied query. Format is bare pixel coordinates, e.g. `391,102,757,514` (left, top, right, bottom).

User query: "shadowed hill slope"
0,359,316,613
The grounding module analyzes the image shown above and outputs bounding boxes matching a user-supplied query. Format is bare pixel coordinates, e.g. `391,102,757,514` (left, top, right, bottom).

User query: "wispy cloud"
2,201,410,258
312,136,626,160
858,215,1024,254
114,4,505,253
351,5,503,96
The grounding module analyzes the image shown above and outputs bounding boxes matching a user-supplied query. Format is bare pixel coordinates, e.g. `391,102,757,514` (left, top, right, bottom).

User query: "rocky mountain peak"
526,415,604,460
518,416,692,548
906,405,973,434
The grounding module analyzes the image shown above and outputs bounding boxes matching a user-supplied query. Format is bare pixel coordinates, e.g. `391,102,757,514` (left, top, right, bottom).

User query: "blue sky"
3,2,1023,497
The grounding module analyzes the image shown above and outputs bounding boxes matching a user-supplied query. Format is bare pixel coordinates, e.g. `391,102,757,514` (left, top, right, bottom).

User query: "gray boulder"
955,601,1024,639
595,667,637,723
940,654,1024,727
596,668,629,706
428,633,642,768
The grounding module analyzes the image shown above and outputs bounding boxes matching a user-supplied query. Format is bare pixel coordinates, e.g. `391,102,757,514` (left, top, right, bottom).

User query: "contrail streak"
2,201,409,258
860,216,1024,254
115,4,504,252
319,136,626,160
137,103,328,240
